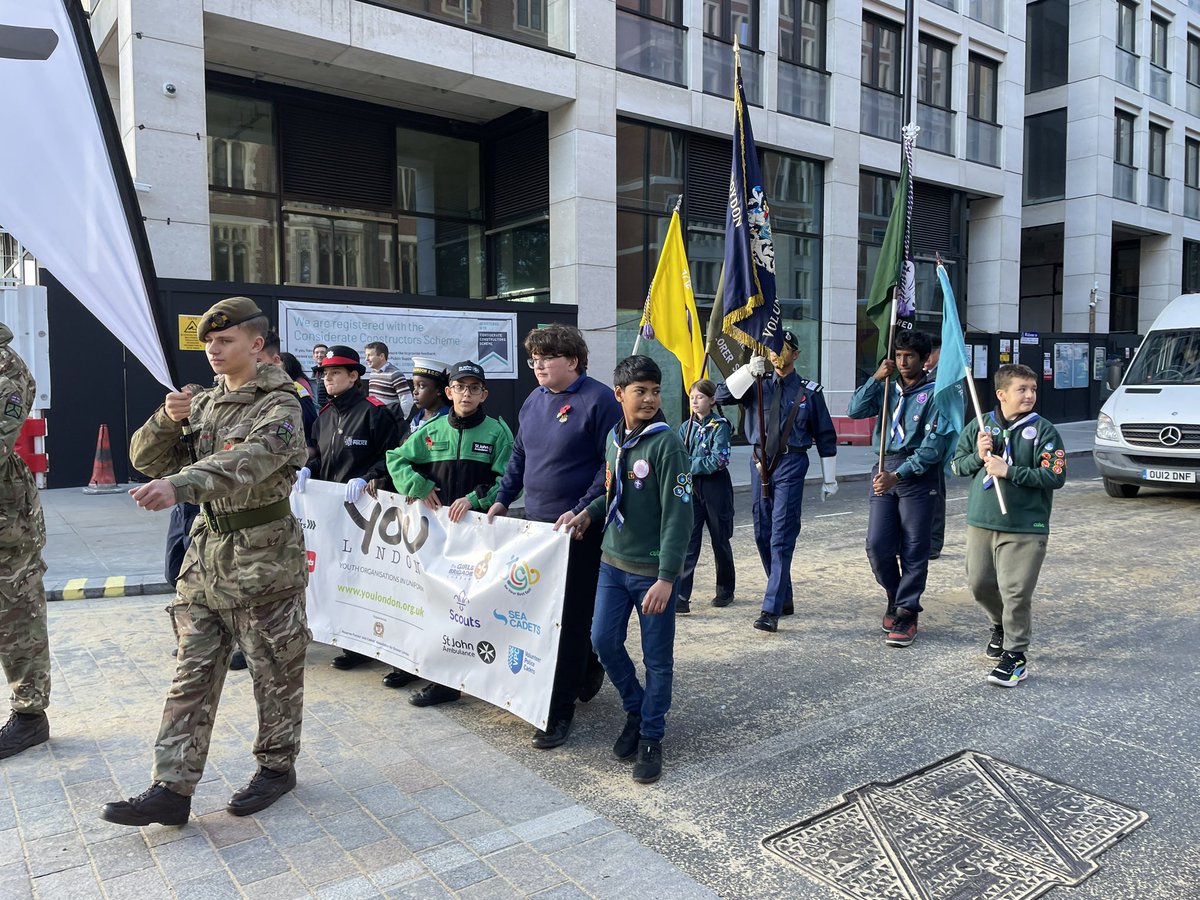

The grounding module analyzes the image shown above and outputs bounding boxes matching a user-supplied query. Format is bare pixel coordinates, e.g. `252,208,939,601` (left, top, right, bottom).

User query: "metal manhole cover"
762,750,1147,900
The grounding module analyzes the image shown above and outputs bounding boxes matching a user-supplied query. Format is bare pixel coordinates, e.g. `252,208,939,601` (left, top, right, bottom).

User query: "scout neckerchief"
684,413,728,454
982,410,1040,490
887,374,931,451
604,419,671,531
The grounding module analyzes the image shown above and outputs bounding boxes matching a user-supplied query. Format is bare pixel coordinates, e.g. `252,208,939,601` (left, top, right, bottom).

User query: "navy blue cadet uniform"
847,371,947,619
716,367,838,618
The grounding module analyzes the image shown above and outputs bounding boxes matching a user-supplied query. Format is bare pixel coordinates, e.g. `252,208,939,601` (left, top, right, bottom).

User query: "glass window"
968,54,999,122
703,0,757,45
1187,139,1200,188
616,121,683,213
207,92,276,193
209,192,277,283
618,0,682,23
1184,240,1200,293
780,0,825,68
761,151,822,233
1117,0,1137,54
1115,111,1136,167
395,128,482,220
1023,109,1068,203
862,17,902,94
284,210,395,290
1149,124,1167,176
1151,16,1169,69
919,37,953,109
490,220,549,299
1026,0,1069,93
1190,35,1200,86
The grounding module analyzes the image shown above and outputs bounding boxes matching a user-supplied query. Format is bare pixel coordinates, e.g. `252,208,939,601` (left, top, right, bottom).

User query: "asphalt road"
454,455,1200,899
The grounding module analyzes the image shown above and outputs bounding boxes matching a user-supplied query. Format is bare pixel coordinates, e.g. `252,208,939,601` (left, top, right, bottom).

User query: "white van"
1094,293,1200,497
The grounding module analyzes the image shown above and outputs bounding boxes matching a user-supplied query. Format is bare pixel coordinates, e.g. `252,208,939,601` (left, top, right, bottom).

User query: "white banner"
279,299,518,380
292,481,568,728
0,1,174,389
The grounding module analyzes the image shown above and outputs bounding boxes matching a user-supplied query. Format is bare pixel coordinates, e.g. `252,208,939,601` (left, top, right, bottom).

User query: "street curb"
45,576,173,602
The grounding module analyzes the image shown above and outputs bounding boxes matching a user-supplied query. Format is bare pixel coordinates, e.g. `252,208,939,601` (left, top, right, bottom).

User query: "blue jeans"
751,452,808,615
591,562,677,741
865,463,937,613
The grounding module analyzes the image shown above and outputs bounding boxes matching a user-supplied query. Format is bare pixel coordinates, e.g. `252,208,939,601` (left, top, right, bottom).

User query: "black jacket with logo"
310,386,405,486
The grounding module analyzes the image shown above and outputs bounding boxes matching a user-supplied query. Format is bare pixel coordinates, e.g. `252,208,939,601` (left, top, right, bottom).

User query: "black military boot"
101,783,191,826
227,766,296,816
0,710,49,760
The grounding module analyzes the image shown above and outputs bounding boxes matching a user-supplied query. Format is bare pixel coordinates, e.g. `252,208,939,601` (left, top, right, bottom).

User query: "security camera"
163,82,177,97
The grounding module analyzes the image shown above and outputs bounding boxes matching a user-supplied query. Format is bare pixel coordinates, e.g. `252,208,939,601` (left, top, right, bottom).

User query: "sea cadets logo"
503,555,540,594
508,645,541,675
492,608,543,635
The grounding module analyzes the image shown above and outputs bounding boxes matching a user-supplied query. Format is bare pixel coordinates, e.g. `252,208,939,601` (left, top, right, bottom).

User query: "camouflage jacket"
130,364,307,608
0,323,44,551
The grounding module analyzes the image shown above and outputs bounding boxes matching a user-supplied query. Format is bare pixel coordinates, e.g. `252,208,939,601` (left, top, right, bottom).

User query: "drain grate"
762,750,1148,900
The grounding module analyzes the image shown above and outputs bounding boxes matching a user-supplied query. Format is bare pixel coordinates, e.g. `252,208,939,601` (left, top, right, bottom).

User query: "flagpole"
963,371,1008,515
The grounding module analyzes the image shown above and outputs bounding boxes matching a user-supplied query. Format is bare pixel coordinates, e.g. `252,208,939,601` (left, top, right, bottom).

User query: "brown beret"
197,296,265,341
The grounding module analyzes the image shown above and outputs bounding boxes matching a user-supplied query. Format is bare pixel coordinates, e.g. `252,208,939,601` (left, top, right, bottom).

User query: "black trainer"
409,683,461,707
985,625,1004,660
382,668,417,688
229,648,247,671
531,717,572,750
613,713,641,760
331,650,370,670
781,602,795,616
0,710,49,760
101,783,191,827
753,612,779,633
632,738,663,784
988,651,1028,688
227,766,296,816
711,592,733,608
676,598,691,615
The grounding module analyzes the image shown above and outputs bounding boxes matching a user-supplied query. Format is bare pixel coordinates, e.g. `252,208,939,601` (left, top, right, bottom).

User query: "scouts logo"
504,555,540,594
508,645,525,674
916,392,928,404
4,393,21,419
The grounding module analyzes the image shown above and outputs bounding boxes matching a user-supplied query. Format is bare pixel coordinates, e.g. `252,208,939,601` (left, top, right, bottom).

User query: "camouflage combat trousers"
0,546,50,715
153,592,311,796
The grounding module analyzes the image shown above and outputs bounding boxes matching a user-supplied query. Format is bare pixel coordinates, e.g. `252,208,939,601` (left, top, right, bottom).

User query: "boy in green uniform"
562,356,692,784
951,364,1066,687
103,297,310,826
386,360,514,706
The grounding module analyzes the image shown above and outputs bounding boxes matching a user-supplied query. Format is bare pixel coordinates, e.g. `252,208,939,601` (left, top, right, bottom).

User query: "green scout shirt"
847,374,948,479
130,364,308,608
951,413,1066,534
586,424,693,582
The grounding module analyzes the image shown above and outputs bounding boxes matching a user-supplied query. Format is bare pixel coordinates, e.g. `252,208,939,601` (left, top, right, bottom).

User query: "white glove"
820,457,838,501
345,478,368,503
749,355,769,377
724,362,757,399
294,467,311,494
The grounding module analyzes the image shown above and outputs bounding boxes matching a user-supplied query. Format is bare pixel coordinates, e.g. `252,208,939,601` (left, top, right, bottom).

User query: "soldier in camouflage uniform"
101,297,311,827
0,323,51,760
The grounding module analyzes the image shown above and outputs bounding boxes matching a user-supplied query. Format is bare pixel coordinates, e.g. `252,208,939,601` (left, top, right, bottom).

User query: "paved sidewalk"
0,597,717,900
40,422,1097,600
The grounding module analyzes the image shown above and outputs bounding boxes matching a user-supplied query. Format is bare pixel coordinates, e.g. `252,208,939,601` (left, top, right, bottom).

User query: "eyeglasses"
526,355,563,369
449,383,484,396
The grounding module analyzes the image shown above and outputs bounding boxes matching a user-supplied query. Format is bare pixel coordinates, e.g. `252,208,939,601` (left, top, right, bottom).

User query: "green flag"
864,154,913,365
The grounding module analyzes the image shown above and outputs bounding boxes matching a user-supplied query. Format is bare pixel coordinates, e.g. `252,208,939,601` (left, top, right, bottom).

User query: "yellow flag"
640,210,704,390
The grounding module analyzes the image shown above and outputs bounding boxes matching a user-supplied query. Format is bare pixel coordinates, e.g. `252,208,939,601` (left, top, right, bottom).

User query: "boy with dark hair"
951,364,1065,687
105,296,310,826
387,360,514,707
562,355,692,784
848,329,947,648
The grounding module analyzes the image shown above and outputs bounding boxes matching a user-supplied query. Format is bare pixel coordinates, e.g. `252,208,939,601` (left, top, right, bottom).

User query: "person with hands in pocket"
385,360,514,708
102,296,311,828
715,329,839,634
559,355,692,786
294,345,403,673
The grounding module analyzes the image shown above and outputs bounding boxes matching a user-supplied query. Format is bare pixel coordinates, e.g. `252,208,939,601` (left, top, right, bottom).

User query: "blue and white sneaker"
987,651,1027,687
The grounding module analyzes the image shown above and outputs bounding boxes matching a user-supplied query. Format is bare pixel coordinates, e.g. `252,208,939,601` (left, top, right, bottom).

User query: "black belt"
786,445,811,454
203,498,292,535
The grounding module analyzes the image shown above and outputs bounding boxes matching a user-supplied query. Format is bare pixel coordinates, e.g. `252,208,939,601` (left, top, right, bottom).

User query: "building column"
1062,195,1113,333
967,190,1022,332
116,0,210,279
549,0,618,380
822,129,862,415
1140,233,1177,328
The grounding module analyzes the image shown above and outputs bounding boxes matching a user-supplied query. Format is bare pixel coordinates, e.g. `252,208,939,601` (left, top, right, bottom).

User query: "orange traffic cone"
82,424,122,494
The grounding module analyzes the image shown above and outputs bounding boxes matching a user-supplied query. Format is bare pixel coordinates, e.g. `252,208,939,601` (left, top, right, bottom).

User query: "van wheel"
1103,478,1140,498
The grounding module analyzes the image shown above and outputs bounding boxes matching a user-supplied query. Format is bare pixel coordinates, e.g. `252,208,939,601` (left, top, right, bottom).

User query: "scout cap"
448,360,487,385
317,345,367,375
197,296,265,341
782,329,799,352
411,357,450,382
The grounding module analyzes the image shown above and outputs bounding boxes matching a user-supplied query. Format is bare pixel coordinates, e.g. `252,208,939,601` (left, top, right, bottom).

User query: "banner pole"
963,364,1008,515
877,286,899,472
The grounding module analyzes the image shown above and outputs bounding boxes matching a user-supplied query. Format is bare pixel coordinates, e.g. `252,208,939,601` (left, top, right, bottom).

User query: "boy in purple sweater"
488,325,622,750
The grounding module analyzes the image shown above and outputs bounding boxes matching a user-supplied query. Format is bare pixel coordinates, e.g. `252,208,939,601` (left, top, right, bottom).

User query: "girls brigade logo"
503,555,541,595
